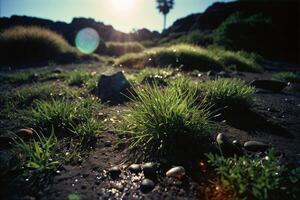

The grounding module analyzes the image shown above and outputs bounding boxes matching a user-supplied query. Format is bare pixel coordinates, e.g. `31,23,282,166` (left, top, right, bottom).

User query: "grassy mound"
103,42,145,57
0,26,95,67
122,82,213,161
116,44,262,72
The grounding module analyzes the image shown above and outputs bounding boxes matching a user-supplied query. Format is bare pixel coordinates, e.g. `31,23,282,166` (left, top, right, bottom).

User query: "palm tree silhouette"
156,0,174,31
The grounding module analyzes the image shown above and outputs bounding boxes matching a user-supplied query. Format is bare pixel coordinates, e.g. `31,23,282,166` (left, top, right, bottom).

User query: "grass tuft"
103,42,145,56
122,82,213,161
199,78,255,110
207,150,300,200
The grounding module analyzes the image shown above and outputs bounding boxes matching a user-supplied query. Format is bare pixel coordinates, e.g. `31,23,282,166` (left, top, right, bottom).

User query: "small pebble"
128,164,141,174
166,166,186,179
140,179,155,193
108,166,121,178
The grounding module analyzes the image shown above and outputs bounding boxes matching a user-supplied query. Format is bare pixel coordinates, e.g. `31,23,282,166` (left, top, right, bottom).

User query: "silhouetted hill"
0,15,160,45
164,0,300,63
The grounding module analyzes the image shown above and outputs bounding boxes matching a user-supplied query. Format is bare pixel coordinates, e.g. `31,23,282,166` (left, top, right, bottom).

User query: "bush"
122,82,213,161
103,42,145,56
200,79,255,110
207,150,300,200
272,72,300,83
0,26,94,67
173,30,214,46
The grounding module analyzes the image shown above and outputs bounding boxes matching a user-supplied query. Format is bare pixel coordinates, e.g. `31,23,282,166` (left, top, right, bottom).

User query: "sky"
1,0,234,33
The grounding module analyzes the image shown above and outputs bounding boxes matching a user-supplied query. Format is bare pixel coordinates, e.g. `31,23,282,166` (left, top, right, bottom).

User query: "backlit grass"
103,42,145,57
0,26,97,67
122,82,213,160
207,150,300,200
31,97,103,137
199,78,255,110
116,44,262,72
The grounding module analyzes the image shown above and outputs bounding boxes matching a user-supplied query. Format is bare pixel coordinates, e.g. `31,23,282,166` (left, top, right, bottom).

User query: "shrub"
207,150,300,200
200,79,255,110
272,72,300,83
0,26,93,67
173,30,214,46
122,83,213,161
103,42,145,56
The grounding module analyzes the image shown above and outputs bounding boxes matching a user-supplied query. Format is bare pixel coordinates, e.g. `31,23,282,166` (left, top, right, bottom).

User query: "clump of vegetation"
31,97,103,137
207,150,300,200
199,78,255,110
173,30,214,46
103,42,145,57
126,67,174,85
0,26,96,67
116,44,262,72
14,129,60,189
272,72,300,83
122,82,213,160
209,46,263,72
66,69,94,86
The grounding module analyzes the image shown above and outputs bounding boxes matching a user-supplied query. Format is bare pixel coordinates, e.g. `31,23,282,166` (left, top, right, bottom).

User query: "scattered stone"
232,140,241,147
250,80,287,92
166,166,186,179
128,164,141,174
112,182,124,191
288,82,300,91
142,162,157,178
97,71,132,105
216,133,243,155
207,70,216,77
231,71,244,76
244,141,269,152
218,71,230,78
140,179,155,193
108,166,121,178
104,140,112,147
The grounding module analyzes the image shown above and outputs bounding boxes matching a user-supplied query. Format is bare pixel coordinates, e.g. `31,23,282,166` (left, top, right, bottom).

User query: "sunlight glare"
111,0,135,11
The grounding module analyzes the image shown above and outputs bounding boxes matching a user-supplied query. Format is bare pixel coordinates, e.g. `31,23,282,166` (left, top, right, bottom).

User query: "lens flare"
75,28,100,54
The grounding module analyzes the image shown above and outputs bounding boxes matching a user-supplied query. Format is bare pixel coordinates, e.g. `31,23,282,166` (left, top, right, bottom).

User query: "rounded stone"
166,166,186,179
108,166,121,178
244,141,269,152
128,164,141,174
142,162,157,178
140,179,155,193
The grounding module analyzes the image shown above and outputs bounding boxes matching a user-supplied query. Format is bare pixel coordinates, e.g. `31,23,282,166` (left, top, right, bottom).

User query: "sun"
111,0,135,11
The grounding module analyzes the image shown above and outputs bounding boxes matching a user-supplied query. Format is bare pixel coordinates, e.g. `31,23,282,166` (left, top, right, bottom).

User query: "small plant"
272,72,300,83
206,150,300,200
122,82,213,160
200,78,255,110
14,128,60,188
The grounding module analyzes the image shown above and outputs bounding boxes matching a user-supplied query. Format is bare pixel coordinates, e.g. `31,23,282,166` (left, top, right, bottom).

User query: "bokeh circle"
75,27,100,54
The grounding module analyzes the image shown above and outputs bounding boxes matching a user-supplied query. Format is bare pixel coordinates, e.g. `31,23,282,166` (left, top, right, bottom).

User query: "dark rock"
250,80,287,92
207,70,216,77
142,162,157,178
288,83,300,91
166,166,186,179
108,166,121,178
140,179,155,193
97,71,132,105
231,71,244,76
128,164,141,174
232,140,242,147
216,133,243,155
218,71,231,78
244,141,269,152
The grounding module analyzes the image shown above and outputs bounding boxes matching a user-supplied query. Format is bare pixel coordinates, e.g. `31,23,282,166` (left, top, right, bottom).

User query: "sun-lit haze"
1,0,234,33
